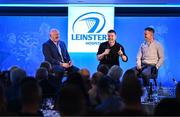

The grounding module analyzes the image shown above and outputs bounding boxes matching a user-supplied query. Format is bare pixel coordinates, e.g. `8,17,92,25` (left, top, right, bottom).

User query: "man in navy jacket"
42,28,79,75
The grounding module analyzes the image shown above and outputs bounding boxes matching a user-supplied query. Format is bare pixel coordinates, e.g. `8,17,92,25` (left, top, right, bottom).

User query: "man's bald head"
50,28,60,43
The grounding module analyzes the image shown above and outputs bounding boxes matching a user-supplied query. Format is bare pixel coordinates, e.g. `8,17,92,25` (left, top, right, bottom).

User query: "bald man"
42,28,79,75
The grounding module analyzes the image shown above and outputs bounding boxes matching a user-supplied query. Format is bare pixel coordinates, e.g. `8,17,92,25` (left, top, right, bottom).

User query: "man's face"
50,31,59,42
108,32,116,43
144,30,153,42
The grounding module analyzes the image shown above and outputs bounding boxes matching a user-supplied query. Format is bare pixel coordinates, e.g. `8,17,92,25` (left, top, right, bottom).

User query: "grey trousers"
132,64,158,86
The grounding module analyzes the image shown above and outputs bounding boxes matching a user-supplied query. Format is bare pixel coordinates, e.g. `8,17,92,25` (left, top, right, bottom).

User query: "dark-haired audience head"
121,69,143,104
176,81,180,101
66,72,84,85
40,61,52,73
65,72,89,104
19,78,42,114
107,65,123,81
97,64,109,75
8,66,19,85
20,78,42,104
10,67,26,84
57,84,87,116
65,72,87,95
95,75,125,115
9,65,19,72
91,72,104,86
97,76,116,99
154,98,180,115
35,67,48,81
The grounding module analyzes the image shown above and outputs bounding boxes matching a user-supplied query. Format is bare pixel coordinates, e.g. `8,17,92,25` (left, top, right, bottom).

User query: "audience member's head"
35,67,48,81
79,68,90,80
65,72,90,106
9,65,19,72
79,68,91,91
95,75,125,115
5,65,19,87
66,72,84,85
97,64,109,75
91,72,104,86
107,65,123,81
97,76,116,99
40,61,52,73
10,68,26,84
88,72,104,107
121,69,143,104
57,84,87,116
19,78,42,115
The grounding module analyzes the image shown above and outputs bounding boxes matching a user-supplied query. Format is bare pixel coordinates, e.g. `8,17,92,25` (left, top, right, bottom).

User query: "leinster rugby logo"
72,12,106,33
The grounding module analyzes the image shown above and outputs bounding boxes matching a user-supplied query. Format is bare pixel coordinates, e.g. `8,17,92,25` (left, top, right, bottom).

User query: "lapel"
49,39,60,56
59,41,65,58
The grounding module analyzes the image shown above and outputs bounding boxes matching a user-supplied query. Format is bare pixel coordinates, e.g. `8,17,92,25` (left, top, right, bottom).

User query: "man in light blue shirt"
135,27,164,86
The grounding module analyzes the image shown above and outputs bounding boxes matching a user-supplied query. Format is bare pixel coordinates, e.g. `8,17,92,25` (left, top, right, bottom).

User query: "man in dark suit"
42,28,79,75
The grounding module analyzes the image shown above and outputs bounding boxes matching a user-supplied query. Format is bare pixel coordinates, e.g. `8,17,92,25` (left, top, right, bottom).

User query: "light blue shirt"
53,41,65,63
57,43,65,63
136,40,164,69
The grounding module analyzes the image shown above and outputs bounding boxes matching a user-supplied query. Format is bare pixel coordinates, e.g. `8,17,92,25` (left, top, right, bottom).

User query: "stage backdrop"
0,16,180,86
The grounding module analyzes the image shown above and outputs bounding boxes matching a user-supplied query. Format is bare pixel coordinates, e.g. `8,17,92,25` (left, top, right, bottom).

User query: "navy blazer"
42,39,71,65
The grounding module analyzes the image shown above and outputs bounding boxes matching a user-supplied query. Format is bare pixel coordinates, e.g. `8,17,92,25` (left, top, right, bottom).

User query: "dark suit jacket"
42,39,70,65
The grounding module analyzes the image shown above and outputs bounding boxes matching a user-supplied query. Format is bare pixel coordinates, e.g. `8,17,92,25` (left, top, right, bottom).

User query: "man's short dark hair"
144,27,155,33
108,29,116,35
